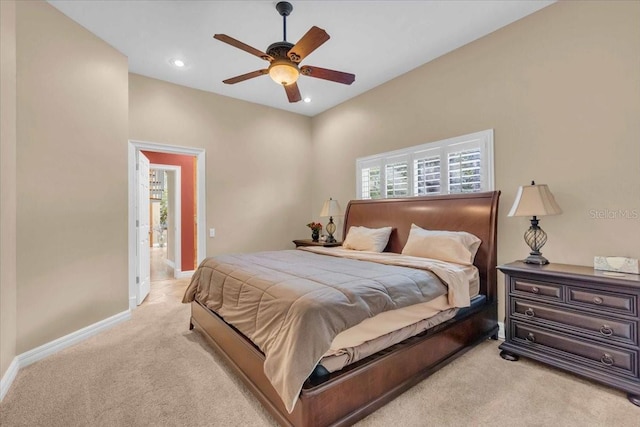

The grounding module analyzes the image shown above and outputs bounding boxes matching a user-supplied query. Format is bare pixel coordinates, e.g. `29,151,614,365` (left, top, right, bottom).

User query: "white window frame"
356,129,494,199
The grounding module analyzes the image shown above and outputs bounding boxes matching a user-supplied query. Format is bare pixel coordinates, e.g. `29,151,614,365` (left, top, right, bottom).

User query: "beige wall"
129,74,313,255
1,0,18,378
311,1,640,319
15,1,129,353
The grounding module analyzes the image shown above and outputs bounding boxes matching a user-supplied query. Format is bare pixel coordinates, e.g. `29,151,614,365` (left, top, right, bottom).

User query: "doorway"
128,140,206,309
149,166,180,282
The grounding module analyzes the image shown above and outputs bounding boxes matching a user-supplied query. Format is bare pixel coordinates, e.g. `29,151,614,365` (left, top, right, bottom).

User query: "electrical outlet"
209,228,216,238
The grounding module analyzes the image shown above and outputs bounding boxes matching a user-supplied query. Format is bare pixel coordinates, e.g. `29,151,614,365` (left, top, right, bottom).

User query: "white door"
137,152,151,305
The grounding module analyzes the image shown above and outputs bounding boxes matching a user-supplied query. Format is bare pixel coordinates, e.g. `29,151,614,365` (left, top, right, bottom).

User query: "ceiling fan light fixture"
268,60,299,86
213,1,354,102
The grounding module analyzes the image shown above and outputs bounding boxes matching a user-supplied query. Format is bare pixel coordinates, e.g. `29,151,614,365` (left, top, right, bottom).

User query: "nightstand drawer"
511,278,562,301
513,299,637,345
567,287,636,315
512,322,637,376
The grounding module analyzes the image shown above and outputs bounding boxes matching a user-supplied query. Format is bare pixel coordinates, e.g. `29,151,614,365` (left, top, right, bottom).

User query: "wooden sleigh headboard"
342,191,501,301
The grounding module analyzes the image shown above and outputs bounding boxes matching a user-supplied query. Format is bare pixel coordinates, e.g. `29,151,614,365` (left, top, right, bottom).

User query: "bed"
185,191,500,426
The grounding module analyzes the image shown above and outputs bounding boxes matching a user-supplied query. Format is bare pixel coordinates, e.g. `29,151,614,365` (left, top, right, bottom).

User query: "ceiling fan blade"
284,82,302,103
222,69,268,85
214,34,273,62
288,26,330,63
300,66,355,85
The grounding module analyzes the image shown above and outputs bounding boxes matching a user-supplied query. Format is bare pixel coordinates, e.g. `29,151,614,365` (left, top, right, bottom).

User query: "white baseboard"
18,309,131,368
175,270,194,279
165,259,175,269
0,357,19,401
497,321,505,340
0,309,130,401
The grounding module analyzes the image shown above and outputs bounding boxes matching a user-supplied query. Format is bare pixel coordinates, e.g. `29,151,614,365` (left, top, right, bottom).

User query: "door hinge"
136,276,139,284
136,220,139,227
136,163,139,171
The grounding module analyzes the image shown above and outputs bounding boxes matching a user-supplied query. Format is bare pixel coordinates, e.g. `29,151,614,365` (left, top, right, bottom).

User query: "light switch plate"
209,228,216,238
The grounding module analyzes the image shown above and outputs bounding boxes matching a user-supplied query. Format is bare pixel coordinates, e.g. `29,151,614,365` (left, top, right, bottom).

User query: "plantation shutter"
447,147,482,193
355,130,493,200
414,149,442,195
358,158,382,199
384,155,409,198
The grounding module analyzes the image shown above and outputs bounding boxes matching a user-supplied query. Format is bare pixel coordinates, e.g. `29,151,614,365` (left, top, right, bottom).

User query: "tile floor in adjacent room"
145,246,189,305
150,246,174,282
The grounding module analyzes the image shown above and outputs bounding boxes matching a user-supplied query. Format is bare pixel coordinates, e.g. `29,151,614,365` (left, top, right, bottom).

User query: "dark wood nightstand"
498,261,640,406
293,239,342,248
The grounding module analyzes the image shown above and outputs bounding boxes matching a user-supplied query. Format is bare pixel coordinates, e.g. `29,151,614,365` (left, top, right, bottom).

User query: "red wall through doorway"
142,151,197,271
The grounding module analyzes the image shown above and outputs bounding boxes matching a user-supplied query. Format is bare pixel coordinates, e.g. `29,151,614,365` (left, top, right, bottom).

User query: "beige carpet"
1,280,638,426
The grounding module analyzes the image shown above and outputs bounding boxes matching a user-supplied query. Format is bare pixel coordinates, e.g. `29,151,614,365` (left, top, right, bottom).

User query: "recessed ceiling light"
303,97,311,103
172,59,185,67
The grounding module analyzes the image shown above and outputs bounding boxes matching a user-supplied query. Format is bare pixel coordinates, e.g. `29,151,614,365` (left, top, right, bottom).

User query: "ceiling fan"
213,1,355,103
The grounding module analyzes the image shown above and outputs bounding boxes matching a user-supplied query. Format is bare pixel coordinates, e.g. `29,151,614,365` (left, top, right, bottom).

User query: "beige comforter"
183,249,471,413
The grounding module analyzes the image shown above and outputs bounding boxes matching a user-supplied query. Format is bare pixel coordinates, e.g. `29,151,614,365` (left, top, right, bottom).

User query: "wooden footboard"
191,299,498,427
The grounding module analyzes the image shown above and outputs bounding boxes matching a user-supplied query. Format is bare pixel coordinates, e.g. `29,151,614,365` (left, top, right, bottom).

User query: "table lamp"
320,198,342,243
508,181,562,265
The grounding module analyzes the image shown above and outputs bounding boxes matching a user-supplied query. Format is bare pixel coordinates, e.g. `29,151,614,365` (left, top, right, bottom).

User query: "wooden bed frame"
190,191,500,426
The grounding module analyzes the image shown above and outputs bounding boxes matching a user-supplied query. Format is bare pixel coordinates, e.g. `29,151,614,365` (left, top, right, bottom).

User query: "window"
414,153,441,195
384,154,409,198
360,162,381,200
356,129,494,199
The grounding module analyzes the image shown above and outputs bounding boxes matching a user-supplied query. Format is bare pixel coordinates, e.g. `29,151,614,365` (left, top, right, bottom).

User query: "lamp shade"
320,198,342,217
268,60,299,86
508,183,562,217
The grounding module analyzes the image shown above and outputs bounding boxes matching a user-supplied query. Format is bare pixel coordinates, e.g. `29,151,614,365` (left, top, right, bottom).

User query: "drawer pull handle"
600,353,614,367
525,332,536,343
593,296,603,305
600,325,613,337
531,287,540,294
524,308,535,317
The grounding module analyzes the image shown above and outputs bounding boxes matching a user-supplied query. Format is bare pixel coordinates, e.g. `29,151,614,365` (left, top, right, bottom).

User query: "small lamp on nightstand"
509,181,562,265
320,198,342,243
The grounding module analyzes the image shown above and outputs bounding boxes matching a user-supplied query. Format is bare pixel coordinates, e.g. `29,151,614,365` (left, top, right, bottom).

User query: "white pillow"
342,226,393,252
401,224,481,265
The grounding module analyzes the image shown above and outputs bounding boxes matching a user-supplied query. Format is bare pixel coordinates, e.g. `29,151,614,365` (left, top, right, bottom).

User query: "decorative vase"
311,230,320,242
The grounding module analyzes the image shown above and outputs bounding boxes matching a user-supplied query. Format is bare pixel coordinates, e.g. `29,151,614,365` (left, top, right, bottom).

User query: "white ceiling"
48,0,554,117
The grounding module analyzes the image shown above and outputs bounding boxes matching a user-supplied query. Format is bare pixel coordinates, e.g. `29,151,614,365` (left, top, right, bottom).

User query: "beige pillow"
401,224,481,265
342,226,393,252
